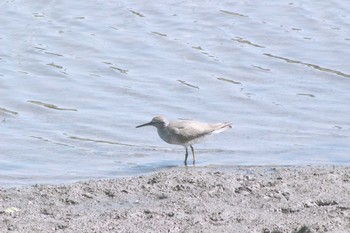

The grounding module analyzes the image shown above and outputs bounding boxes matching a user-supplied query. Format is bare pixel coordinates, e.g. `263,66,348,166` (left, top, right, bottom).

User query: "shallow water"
1,0,349,187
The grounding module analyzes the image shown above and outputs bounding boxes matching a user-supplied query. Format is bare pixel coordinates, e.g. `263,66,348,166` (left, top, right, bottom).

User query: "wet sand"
1,166,350,232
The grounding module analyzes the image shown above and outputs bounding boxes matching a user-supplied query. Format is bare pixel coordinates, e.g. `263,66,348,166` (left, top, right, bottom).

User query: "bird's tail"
212,122,232,134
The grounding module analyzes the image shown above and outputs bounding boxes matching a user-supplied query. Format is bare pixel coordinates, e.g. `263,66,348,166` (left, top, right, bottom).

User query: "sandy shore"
1,166,349,233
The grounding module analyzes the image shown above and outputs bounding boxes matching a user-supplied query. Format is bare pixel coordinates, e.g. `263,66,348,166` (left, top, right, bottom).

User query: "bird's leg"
184,147,188,166
190,145,195,165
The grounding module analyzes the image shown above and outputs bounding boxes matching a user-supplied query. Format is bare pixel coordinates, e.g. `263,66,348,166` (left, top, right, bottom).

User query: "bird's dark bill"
136,122,152,128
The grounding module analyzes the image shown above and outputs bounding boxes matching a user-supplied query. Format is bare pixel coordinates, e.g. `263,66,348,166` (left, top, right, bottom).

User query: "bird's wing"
169,120,214,142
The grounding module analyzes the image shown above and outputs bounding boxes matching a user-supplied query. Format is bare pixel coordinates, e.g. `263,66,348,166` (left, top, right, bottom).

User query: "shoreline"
1,165,349,232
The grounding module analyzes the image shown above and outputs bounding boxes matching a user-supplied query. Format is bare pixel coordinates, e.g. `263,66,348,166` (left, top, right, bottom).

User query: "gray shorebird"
136,116,232,165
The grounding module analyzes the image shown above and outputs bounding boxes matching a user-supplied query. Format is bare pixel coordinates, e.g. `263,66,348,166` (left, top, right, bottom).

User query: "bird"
136,116,232,165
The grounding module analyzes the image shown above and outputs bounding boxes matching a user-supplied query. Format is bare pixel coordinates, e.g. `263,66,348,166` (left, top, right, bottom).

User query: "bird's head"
136,116,168,129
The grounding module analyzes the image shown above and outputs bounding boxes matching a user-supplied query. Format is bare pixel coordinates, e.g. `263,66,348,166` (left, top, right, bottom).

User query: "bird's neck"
156,126,171,143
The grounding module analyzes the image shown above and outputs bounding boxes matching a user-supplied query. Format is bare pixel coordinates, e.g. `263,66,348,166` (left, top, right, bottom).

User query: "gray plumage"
136,116,232,165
